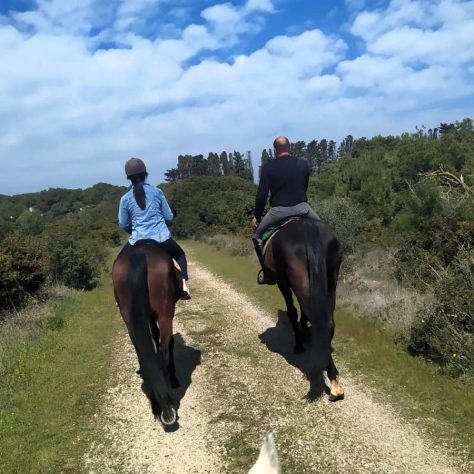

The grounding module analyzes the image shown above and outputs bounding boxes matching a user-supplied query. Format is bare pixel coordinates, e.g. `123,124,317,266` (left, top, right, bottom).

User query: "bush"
48,236,106,290
313,196,366,253
162,176,256,238
203,231,254,256
407,250,474,378
0,234,49,310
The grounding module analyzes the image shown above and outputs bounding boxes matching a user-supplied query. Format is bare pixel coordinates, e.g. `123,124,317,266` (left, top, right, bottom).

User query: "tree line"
164,134,356,183
164,151,255,183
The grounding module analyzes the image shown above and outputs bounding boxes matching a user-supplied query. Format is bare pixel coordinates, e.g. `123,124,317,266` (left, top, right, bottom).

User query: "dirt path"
85,261,469,473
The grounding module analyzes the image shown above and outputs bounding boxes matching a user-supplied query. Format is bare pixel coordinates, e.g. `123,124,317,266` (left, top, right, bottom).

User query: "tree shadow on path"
258,310,329,401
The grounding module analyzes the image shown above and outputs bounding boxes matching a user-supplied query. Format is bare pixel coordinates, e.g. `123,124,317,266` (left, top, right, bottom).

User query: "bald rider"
252,136,320,284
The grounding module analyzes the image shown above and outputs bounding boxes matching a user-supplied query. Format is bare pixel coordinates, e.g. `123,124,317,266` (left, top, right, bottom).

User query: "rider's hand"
251,217,258,228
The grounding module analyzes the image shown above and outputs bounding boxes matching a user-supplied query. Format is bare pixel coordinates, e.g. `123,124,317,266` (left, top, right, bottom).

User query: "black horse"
262,217,344,401
112,241,182,427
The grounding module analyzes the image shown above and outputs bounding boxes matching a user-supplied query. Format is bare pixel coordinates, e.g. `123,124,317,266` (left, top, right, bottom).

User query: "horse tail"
305,219,331,372
128,252,174,419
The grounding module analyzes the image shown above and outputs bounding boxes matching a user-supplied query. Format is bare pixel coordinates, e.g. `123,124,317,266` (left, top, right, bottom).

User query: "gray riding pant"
254,202,320,240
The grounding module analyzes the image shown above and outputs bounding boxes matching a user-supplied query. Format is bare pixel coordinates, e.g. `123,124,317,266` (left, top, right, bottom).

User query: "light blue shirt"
118,183,173,245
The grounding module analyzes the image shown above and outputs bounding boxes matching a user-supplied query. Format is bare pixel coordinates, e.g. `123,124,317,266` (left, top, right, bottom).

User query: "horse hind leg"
169,336,180,388
327,355,344,401
326,312,344,401
156,303,180,391
300,311,310,341
277,281,304,353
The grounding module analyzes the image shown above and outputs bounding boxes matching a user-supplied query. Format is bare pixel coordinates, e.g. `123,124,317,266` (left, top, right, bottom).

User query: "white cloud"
245,0,275,13
341,0,474,101
201,0,275,45
11,0,111,36
0,0,473,194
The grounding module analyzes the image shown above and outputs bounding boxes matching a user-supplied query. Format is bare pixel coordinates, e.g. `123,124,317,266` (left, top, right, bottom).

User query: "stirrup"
180,280,191,300
257,269,276,285
181,290,191,300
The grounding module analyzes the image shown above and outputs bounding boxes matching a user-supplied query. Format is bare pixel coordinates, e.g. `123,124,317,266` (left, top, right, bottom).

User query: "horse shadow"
139,332,201,430
258,310,330,401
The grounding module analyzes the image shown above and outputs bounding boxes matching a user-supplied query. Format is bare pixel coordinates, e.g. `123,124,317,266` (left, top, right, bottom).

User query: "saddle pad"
263,217,300,254
173,259,181,273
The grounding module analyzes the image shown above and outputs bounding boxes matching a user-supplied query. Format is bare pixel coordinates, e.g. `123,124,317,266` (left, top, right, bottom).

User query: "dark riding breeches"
120,238,189,280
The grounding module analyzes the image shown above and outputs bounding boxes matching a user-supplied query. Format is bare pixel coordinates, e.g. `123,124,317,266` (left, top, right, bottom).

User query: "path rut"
84,260,469,473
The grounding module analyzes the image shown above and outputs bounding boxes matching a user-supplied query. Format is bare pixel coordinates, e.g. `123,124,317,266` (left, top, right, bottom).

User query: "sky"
0,0,473,195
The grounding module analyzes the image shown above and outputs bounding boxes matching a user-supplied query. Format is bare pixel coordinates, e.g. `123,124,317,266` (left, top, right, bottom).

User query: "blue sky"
0,0,473,194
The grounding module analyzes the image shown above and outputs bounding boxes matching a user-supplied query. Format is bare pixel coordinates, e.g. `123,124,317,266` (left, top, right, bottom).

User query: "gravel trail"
84,260,469,473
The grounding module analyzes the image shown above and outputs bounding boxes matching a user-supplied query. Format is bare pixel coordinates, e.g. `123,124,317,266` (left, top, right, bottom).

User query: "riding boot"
252,237,273,285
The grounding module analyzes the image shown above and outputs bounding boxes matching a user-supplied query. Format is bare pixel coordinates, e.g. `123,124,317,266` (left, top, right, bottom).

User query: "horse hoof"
329,378,344,402
329,391,344,402
160,407,177,426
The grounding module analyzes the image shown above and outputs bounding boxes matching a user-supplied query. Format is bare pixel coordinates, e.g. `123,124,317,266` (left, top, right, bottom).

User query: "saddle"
133,239,181,273
262,217,300,254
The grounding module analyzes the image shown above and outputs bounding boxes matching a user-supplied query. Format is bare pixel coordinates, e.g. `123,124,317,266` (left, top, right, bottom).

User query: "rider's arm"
118,196,132,234
158,190,174,226
254,166,270,221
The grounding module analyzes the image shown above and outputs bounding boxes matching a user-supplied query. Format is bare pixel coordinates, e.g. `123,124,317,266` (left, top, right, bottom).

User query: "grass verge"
0,259,122,473
184,240,474,462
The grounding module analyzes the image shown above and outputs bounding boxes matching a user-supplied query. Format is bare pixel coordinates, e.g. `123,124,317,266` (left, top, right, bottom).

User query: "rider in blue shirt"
118,157,190,299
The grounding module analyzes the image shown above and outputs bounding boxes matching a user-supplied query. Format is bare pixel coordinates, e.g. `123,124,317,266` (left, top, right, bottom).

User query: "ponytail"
128,172,148,210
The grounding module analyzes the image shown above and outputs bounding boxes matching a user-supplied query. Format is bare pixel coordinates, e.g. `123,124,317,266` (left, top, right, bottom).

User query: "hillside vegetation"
162,119,473,379
309,120,473,378
0,183,126,310
1,119,472,379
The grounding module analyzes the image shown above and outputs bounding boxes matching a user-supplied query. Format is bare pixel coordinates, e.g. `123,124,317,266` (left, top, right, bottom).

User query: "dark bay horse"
263,217,344,401
112,241,182,426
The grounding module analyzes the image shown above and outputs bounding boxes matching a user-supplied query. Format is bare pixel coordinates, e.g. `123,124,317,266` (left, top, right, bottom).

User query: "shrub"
202,232,253,256
407,250,474,378
0,234,49,310
162,176,256,238
48,235,105,290
313,196,366,253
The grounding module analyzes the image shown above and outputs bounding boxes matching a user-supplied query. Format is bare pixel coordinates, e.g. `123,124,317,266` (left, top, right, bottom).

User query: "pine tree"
232,151,246,178
164,168,179,183
244,151,255,182
177,154,192,179
328,140,336,161
208,152,221,176
291,140,306,158
190,154,208,176
220,151,233,176
261,149,270,166
306,140,319,174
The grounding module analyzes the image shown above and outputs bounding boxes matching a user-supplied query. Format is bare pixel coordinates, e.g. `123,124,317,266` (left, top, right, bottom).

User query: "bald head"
273,136,291,157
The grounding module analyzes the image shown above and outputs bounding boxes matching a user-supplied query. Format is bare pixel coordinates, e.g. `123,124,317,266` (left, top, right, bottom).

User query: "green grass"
0,260,122,473
184,240,474,461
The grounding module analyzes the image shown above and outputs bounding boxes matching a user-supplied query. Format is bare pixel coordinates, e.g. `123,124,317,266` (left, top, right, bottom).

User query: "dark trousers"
253,202,320,240
120,238,189,280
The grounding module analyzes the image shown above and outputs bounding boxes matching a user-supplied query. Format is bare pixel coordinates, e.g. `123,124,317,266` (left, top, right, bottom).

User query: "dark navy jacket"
254,155,310,220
